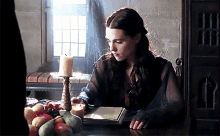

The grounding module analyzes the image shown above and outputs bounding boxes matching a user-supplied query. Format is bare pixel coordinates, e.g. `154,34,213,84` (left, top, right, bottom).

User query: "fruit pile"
44,101,64,118
24,102,83,136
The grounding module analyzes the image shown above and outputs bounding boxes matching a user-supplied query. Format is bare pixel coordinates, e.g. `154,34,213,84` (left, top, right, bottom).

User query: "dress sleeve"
144,62,185,124
78,57,105,105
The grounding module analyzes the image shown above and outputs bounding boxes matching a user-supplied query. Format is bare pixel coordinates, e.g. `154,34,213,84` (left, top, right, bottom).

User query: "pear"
59,110,83,134
38,118,56,136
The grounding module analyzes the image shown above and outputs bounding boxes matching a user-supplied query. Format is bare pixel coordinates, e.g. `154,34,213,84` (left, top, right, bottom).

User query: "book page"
84,107,123,120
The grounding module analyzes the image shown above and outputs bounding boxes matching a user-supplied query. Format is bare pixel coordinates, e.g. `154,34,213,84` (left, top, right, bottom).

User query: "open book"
83,107,127,125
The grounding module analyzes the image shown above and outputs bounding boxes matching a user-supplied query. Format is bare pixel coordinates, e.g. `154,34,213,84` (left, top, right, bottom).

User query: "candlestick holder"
60,76,72,111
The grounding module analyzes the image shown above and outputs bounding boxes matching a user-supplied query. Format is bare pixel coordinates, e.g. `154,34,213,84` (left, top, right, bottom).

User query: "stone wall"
15,0,181,73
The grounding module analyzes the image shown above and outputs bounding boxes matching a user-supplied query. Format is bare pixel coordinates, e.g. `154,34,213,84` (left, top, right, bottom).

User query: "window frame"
42,0,87,64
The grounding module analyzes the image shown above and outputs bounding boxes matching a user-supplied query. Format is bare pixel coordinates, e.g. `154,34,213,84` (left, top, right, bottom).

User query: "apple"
55,123,73,135
28,124,38,136
39,113,53,122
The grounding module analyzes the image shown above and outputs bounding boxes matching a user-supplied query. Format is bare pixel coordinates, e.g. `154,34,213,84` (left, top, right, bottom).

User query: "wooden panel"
182,1,219,134
195,119,219,135
190,65,219,119
191,1,219,57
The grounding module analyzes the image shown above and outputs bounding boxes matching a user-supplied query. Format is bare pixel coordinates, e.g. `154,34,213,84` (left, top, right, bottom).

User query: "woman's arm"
71,69,99,110
71,57,106,109
78,69,99,104
130,62,185,129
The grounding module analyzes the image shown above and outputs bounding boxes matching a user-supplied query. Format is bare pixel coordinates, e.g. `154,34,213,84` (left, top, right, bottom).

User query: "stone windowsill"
26,72,91,84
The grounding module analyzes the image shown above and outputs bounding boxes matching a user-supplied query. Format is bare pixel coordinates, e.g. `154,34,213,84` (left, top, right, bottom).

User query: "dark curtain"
1,0,29,135
85,0,107,74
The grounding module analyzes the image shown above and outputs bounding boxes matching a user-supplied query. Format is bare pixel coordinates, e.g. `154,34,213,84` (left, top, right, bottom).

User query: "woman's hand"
129,110,150,129
71,97,86,105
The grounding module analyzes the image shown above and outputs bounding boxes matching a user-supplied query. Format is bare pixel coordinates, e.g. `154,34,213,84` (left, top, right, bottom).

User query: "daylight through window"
52,0,87,57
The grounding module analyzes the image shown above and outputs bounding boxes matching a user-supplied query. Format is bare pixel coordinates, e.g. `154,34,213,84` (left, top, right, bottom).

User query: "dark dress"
1,0,29,135
78,54,184,125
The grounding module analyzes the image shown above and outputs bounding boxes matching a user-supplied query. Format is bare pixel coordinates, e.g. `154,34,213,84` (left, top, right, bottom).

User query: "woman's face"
105,28,140,63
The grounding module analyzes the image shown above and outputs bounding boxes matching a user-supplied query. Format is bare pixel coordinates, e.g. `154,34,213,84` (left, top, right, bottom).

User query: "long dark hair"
104,7,160,107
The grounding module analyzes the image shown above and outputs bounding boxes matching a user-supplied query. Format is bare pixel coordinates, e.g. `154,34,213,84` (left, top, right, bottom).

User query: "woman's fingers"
130,109,150,129
137,121,145,129
133,121,140,129
130,120,143,129
130,120,149,129
129,120,135,129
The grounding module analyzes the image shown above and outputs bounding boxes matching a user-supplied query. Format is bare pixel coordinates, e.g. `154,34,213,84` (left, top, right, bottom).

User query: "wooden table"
77,118,190,136
26,99,190,135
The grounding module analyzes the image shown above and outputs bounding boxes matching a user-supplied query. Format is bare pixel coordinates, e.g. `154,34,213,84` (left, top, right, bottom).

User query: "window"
43,0,87,63
53,0,87,57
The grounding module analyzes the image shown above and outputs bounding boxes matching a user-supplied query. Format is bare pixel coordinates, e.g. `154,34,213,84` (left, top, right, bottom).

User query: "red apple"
55,123,73,135
28,124,38,136
39,113,53,122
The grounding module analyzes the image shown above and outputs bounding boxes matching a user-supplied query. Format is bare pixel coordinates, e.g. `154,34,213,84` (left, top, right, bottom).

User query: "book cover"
83,107,127,125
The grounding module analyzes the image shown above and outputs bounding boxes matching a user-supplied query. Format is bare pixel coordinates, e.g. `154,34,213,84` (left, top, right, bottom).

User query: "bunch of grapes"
44,101,64,118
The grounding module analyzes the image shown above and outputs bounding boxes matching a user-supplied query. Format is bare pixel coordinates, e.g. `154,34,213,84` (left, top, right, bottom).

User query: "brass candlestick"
61,76,71,111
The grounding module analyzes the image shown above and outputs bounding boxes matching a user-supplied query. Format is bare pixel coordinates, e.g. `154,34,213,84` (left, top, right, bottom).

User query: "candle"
59,55,73,76
71,104,85,121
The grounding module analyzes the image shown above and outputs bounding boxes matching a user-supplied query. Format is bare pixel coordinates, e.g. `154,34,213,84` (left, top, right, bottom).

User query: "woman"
71,7,184,129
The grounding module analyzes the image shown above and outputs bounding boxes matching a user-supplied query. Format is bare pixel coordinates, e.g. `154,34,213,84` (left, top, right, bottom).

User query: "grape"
44,105,49,111
48,103,53,108
54,104,60,109
44,102,62,118
59,107,64,110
